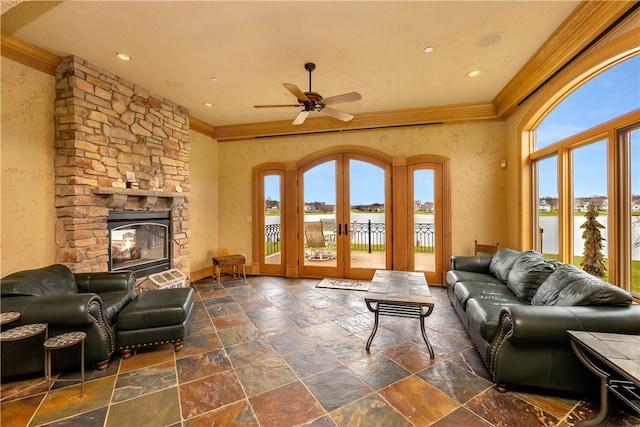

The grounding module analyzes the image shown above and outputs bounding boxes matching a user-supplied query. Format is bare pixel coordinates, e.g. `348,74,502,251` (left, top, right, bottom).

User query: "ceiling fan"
254,62,362,125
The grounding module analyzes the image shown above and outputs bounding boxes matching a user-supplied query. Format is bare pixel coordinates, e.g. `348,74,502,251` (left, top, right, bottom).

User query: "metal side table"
0,322,49,378
568,330,640,426
44,331,87,396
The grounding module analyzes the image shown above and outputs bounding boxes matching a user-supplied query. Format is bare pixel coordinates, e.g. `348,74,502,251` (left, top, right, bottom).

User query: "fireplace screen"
108,211,171,277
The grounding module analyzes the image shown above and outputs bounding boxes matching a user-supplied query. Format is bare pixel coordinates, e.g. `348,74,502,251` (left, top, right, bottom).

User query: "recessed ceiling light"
476,32,504,48
210,77,220,83
114,52,132,61
203,102,214,108
466,70,482,78
423,46,435,53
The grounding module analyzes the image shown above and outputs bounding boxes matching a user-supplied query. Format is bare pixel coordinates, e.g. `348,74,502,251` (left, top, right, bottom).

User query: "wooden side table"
44,331,87,396
212,254,246,286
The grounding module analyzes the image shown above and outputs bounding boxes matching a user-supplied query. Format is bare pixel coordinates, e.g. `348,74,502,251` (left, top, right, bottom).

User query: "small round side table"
0,312,21,325
0,323,48,342
0,323,49,379
44,331,86,396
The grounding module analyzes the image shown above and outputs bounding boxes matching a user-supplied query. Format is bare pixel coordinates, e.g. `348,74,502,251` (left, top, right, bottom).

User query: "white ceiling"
2,1,580,127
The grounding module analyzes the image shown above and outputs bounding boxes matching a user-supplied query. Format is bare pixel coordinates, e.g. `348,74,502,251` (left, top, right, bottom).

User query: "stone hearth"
54,56,190,277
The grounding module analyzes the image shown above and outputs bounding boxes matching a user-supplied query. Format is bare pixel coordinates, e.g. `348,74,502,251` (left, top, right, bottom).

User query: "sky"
267,56,640,204
536,55,639,198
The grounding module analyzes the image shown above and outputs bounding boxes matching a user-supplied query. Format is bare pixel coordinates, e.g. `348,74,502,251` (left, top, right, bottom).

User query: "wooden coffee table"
364,270,434,357
568,331,640,426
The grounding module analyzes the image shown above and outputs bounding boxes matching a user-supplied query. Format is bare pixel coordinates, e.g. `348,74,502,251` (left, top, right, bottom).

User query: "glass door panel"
264,174,281,265
408,163,443,284
259,171,285,275
413,169,435,272
348,159,387,274
302,160,338,274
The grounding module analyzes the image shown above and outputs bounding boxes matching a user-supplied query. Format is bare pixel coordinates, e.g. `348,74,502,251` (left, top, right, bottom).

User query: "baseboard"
190,266,213,283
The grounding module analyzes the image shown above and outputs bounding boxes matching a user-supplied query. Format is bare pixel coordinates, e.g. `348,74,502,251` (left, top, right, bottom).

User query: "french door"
408,161,445,285
256,169,286,276
298,153,391,279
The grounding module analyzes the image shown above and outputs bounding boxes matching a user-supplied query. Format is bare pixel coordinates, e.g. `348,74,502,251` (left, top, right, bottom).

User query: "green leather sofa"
447,249,640,395
1,264,135,378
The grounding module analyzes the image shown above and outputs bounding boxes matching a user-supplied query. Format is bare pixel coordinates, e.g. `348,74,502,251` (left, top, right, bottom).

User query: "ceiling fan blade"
321,107,354,122
254,104,301,108
292,110,309,125
283,83,310,102
321,92,362,106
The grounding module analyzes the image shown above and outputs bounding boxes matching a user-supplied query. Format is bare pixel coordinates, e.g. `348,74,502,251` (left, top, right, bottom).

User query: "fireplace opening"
107,211,171,278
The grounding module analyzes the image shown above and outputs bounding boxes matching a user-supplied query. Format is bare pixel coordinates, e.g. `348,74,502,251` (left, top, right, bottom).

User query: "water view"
270,213,640,258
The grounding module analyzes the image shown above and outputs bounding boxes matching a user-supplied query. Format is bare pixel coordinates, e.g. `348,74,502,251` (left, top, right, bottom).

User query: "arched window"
530,55,639,296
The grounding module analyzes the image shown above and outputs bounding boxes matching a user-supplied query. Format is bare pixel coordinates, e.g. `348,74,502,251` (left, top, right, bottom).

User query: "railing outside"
265,221,435,256
265,223,281,257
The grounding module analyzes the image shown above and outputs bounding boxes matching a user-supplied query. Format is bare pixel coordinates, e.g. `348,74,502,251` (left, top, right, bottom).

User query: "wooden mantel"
93,187,185,210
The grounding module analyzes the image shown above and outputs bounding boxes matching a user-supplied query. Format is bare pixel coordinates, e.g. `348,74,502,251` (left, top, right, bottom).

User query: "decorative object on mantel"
126,172,139,189
175,185,182,193
150,175,163,191
112,179,126,188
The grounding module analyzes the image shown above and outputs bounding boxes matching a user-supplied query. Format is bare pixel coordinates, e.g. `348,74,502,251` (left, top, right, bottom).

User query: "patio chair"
305,221,334,261
321,218,337,247
474,240,499,255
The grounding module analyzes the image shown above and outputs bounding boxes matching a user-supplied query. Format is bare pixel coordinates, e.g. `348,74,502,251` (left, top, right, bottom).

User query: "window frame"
523,61,639,295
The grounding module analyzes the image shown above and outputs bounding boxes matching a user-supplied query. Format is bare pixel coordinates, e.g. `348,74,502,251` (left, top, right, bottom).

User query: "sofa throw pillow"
532,263,632,306
506,250,556,302
489,248,522,283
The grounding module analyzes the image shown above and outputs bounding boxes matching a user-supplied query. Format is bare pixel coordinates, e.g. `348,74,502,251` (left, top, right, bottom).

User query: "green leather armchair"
1,264,135,378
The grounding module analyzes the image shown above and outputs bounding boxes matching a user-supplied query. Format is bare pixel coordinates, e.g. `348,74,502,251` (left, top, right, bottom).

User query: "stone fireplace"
54,55,190,279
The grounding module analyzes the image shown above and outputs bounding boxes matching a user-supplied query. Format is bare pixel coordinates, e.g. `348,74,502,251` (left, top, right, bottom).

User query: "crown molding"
212,102,497,141
1,30,60,75
188,116,215,138
493,0,638,117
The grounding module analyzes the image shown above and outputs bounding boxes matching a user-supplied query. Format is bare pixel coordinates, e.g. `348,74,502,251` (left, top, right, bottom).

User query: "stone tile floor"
1,275,639,426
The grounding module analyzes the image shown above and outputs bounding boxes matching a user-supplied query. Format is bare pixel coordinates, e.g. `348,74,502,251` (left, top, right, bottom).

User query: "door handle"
337,223,342,236
344,223,349,235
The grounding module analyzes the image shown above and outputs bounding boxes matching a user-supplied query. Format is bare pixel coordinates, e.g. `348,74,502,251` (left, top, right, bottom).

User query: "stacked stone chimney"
54,55,190,277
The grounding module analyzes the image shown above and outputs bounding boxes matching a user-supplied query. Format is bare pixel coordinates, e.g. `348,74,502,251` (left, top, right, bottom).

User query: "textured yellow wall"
189,129,218,273
217,121,510,265
1,57,56,275
0,55,513,278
